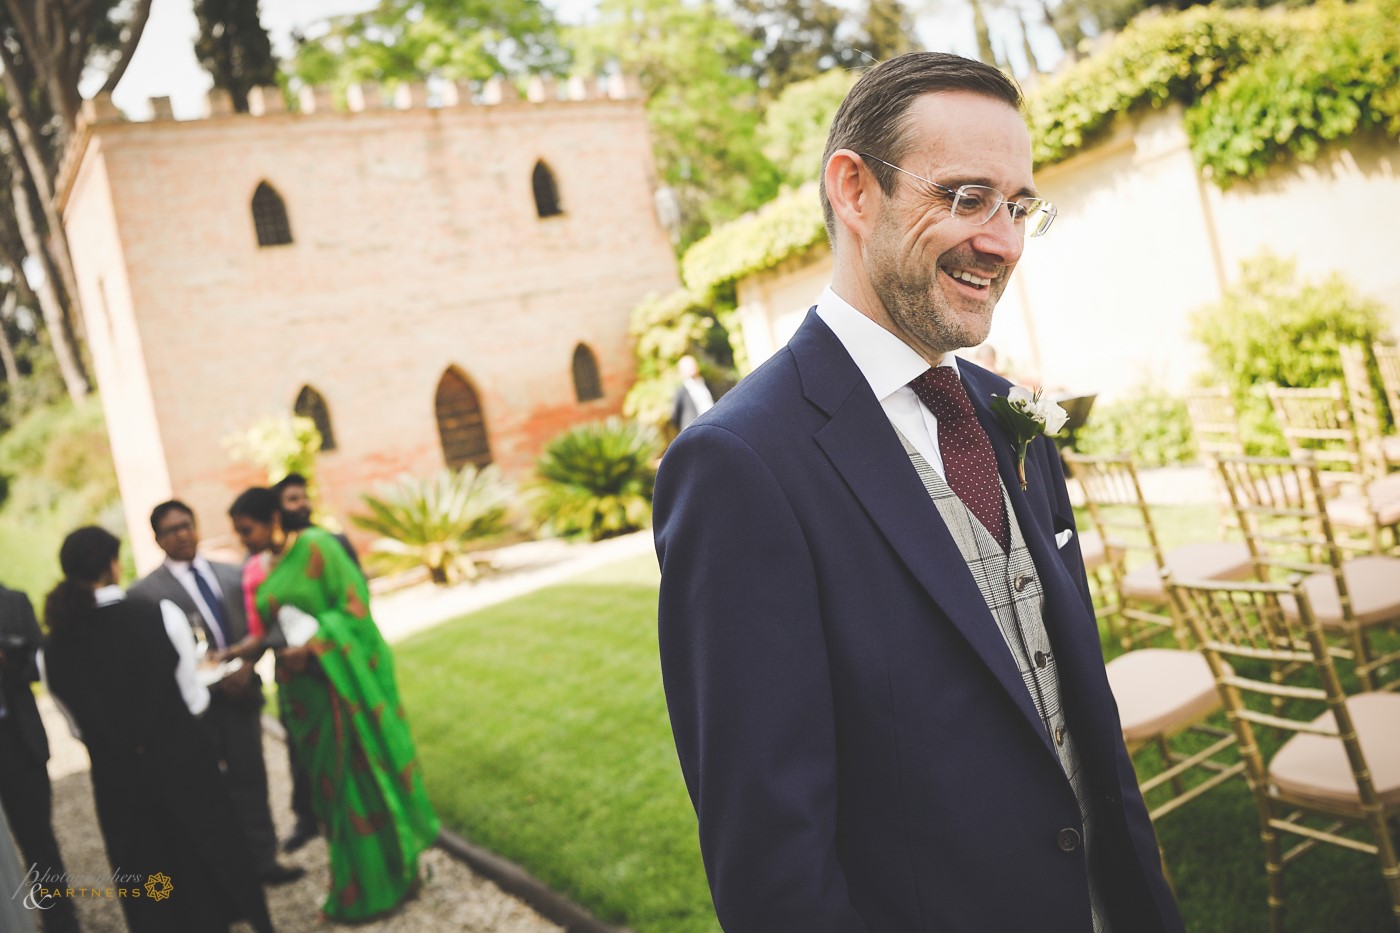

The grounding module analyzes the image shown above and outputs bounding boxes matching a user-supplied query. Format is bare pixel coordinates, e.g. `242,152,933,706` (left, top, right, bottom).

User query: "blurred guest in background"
0,581,79,933
253,512,439,921
41,526,274,933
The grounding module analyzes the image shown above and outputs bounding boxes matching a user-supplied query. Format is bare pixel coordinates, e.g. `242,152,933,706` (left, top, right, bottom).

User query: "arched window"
532,160,563,218
572,343,603,403
251,181,293,247
435,367,492,470
293,384,337,452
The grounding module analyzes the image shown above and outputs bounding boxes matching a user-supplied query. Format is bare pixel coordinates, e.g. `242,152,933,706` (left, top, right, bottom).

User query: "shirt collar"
815,286,959,402
164,555,211,577
94,585,125,607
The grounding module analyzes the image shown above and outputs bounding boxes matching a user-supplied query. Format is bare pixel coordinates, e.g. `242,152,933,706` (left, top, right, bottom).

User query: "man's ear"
824,149,879,242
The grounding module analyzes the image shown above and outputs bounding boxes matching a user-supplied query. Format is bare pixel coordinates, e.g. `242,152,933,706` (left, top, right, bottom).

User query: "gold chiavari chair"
1185,387,1247,534
1265,383,1400,553
1339,343,1400,474
1216,453,1400,693
1375,342,1400,427
1185,387,1247,461
1063,452,1249,820
1165,575,1400,933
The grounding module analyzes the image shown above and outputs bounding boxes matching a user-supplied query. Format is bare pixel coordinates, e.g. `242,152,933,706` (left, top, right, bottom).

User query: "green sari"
256,527,440,921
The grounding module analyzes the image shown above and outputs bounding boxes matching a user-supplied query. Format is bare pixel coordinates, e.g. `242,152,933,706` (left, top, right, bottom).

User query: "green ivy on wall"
1185,0,1400,184
680,183,827,297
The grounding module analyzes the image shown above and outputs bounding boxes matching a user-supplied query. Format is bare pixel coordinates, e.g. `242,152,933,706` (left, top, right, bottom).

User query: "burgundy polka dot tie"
909,366,1010,552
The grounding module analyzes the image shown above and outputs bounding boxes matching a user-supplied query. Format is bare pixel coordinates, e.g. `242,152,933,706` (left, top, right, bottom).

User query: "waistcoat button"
1014,575,1030,592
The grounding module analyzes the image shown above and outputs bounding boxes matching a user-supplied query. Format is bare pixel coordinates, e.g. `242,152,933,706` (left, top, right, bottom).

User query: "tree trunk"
0,289,19,387
969,0,996,65
9,172,88,399
0,51,87,348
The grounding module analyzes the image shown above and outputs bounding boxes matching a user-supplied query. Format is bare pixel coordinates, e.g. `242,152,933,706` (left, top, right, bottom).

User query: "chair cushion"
1270,692,1400,808
1080,530,1107,572
1122,541,1254,601
1327,473,1400,529
1296,556,1400,628
1106,648,1223,743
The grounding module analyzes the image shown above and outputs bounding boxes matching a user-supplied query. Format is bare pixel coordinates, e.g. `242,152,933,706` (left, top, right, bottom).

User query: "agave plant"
352,465,512,584
531,418,661,541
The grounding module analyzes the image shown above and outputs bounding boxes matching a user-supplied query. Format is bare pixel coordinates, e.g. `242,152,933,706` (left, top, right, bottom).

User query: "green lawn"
393,509,1397,933
397,552,719,933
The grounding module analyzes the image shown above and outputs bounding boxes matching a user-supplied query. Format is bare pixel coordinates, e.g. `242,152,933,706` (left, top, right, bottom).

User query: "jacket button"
1057,828,1081,852
1014,575,1030,593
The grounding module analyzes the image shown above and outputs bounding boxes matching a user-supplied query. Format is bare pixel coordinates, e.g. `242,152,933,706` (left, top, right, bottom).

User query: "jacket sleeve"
654,423,869,933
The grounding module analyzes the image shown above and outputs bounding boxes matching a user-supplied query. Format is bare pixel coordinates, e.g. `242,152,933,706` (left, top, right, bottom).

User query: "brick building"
58,78,679,572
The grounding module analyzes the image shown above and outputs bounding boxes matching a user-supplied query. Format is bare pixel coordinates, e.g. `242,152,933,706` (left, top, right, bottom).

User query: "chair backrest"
1184,387,1246,460
1213,453,1345,581
1264,383,1370,480
1374,342,1400,427
1164,575,1381,817
1063,451,1176,648
1339,344,1388,462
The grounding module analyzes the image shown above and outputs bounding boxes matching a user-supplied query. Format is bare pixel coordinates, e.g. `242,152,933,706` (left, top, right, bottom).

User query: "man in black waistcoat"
128,501,303,885
0,582,81,933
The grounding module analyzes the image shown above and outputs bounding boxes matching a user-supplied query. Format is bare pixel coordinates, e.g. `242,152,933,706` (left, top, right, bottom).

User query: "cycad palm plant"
532,418,660,541
353,465,512,584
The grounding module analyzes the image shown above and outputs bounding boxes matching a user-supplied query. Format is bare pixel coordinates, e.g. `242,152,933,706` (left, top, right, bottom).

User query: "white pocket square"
1055,529,1074,549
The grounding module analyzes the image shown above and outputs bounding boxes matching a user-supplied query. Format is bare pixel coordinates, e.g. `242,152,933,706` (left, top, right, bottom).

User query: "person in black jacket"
41,526,275,933
0,582,80,933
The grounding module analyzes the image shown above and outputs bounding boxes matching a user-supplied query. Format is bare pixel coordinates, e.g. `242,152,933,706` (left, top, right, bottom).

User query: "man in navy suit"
655,53,1183,932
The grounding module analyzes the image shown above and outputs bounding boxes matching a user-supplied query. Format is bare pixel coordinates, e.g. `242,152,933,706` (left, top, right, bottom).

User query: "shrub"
623,288,739,433
1189,253,1387,454
223,414,322,487
353,465,512,585
0,394,120,523
531,418,660,542
1071,386,1197,467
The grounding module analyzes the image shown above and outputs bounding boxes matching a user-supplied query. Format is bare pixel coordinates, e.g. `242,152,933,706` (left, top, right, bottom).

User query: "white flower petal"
1042,399,1070,435
1008,385,1035,404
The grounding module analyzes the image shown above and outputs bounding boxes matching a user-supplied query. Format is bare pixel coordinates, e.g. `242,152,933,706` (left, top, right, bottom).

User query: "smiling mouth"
942,267,993,290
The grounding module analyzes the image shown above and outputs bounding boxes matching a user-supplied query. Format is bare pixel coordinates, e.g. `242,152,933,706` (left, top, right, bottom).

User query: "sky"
109,0,1061,120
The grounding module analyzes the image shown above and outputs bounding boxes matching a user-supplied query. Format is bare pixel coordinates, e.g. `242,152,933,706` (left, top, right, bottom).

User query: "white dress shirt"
39,586,210,739
164,555,228,650
815,285,960,478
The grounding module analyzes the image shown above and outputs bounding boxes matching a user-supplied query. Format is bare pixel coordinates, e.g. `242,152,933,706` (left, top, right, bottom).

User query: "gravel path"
42,694,564,933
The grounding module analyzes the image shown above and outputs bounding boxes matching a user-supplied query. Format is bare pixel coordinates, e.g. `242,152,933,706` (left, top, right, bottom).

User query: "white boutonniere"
990,386,1069,491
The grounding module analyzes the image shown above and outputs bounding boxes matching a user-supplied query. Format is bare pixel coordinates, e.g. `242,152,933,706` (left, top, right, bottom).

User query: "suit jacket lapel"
790,312,1054,744
964,371,1099,653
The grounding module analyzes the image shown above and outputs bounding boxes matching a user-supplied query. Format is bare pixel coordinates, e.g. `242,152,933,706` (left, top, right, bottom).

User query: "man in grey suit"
129,500,304,886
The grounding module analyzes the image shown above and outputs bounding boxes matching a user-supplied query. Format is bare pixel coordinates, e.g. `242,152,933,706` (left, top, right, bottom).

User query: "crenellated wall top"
78,73,644,127
58,73,646,210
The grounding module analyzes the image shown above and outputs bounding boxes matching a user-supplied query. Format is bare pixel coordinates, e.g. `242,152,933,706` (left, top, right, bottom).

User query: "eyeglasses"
856,153,1057,238
156,519,195,538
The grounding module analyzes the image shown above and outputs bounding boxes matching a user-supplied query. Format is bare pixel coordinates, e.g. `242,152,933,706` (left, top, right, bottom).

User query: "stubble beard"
871,246,1007,360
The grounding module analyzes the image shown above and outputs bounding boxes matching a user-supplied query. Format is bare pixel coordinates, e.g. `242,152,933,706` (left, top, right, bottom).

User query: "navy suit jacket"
655,311,1183,933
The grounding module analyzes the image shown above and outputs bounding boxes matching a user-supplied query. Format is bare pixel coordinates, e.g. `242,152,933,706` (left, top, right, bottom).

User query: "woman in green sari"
239,489,439,921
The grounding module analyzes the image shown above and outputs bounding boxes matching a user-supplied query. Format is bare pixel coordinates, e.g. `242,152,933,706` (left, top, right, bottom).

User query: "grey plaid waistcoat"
897,431,1110,933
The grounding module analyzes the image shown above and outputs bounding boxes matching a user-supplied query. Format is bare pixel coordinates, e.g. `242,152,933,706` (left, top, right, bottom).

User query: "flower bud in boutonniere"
990,386,1069,491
